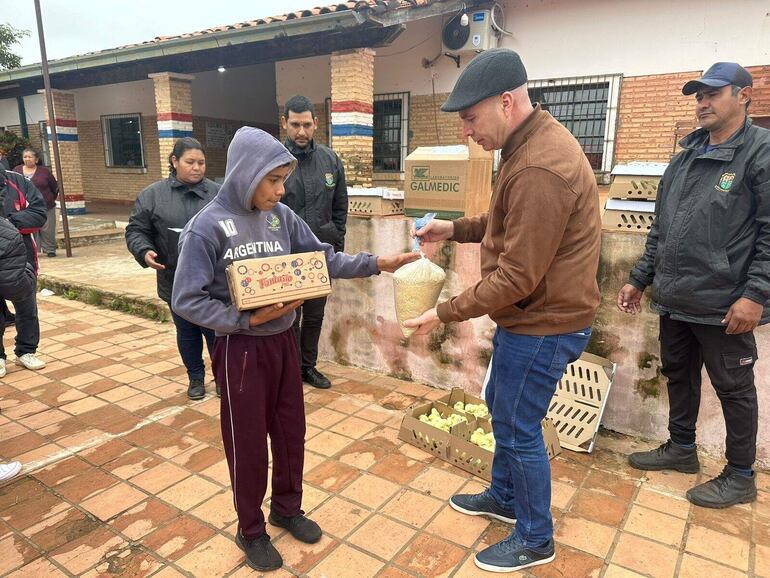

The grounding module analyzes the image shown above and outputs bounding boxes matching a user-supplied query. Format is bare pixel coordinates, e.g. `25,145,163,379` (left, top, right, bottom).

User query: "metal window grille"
528,75,621,173
101,113,145,167
373,92,409,173
37,121,51,166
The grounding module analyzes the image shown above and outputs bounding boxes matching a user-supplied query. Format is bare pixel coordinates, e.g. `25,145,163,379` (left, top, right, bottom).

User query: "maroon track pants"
212,330,305,539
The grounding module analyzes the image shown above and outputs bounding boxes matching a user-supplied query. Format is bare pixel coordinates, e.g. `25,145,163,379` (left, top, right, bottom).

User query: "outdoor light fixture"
460,12,469,26
217,65,226,72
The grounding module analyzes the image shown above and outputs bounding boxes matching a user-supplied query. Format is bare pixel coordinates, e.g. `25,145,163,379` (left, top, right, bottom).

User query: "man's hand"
249,300,303,327
410,219,454,246
144,250,166,271
617,284,644,314
377,251,420,273
722,297,763,334
403,307,442,336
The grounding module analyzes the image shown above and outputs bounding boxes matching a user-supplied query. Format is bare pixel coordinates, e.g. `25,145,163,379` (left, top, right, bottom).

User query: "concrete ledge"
37,275,170,322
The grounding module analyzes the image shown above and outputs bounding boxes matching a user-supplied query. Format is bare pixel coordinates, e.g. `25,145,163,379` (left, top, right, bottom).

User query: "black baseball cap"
441,48,528,112
682,62,753,95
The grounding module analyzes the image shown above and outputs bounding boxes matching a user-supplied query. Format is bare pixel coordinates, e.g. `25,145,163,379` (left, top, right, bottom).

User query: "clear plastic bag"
393,256,446,337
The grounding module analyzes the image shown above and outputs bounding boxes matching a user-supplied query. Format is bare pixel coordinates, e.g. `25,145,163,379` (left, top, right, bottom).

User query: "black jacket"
630,117,770,325
0,170,47,271
281,139,348,252
125,176,219,303
0,216,36,302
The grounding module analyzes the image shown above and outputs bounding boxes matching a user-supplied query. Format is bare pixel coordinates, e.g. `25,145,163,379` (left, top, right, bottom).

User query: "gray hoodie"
171,127,379,336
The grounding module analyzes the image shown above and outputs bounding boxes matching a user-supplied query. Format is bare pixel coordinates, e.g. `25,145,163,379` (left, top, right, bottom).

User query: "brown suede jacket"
436,105,601,335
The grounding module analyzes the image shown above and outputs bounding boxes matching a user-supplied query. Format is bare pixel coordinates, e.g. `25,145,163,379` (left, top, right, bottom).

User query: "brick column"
39,89,85,214
330,48,374,187
149,72,194,180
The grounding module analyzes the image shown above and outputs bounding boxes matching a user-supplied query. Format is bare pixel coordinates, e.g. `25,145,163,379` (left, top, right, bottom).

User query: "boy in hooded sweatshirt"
172,127,416,571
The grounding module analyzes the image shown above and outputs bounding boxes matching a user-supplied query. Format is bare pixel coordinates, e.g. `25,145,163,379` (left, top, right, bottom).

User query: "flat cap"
441,48,528,113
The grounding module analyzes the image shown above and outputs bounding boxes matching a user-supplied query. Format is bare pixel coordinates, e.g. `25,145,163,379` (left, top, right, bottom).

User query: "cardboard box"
347,187,404,217
436,388,488,420
602,198,656,232
397,401,470,459
547,352,616,453
404,138,493,220
225,251,332,311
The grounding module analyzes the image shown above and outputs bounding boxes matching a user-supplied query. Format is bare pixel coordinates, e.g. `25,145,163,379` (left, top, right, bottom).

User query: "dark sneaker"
269,510,322,544
235,533,282,571
302,368,331,389
475,534,555,572
187,378,205,400
686,465,757,508
450,490,516,524
628,440,700,473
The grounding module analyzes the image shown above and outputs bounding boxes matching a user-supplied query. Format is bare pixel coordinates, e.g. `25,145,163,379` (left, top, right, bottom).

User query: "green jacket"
629,117,770,325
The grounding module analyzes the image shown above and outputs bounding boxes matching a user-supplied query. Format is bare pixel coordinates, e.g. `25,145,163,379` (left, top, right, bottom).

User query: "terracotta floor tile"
103,449,163,480
379,391,418,411
398,441,439,462
304,431,354,457
634,488,691,519
58,396,108,416
171,444,223,472
583,469,637,501
623,504,686,547
96,385,141,402
395,533,466,577
755,543,770,578
550,458,590,486
90,547,162,577
611,532,679,578
5,556,67,578
381,489,444,528
275,533,338,575
568,488,629,527
554,514,617,558
25,507,98,551
0,431,49,459
305,407,348,429
309,496,371,538
201,459,232,486
690,503,752,539
602,564,648,577
49,526,126,575
18,408,69,431
308,543,384,578
2,491,69,531
370,452,429,485
130,462,191,494
0,535,40,575
551,480,578,510
176,534,242,577
80,482,148,521
378,566,415,578
756,515,770,547
355,404,396,424
425,505,489,547
685,524,749,571
340,474,400,509
189,491,239,529
642,469,699,494
32,455,90,487
409,467,467,500
2,400,50,420
336,439,393,470
109,498,179,540
679,553,746,578
157,475,221,511
0,421,28,443
329,416,377,439
756,490,770,519
142,515,216,561
530,545,603,578
349,514,417,559
77,438,134,466
305,459,361,492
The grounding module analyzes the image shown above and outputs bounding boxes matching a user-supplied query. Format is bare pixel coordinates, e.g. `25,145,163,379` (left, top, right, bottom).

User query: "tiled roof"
117,1,433,50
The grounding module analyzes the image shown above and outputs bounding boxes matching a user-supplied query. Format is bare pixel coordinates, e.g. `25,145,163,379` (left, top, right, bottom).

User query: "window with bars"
528,76,621,172
373,93,409,173
102,113,145,167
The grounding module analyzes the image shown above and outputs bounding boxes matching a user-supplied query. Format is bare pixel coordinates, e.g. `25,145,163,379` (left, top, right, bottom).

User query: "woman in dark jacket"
125,137,219,399
14,148,58,257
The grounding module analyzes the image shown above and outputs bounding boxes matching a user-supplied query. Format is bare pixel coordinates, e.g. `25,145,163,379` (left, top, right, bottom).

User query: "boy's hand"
377,251,420,273
144,250,166,270
410,219,454,246
249,300,303,327
403,307,442,335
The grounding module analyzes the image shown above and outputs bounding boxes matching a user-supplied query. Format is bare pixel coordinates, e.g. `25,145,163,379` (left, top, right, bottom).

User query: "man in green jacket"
618,62,770,508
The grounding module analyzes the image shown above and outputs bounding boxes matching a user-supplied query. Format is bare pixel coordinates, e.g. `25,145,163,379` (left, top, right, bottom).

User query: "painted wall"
322,220,770,467
192,64,277,123
0,94,46,127
275,55,332,109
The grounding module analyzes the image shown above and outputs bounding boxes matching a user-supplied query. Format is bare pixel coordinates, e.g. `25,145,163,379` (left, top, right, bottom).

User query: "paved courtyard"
0,295,769,577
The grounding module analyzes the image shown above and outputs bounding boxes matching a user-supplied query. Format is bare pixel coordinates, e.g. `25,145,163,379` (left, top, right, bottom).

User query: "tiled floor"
0,295,768,577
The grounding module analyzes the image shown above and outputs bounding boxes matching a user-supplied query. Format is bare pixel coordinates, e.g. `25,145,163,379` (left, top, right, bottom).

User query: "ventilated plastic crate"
602,199,656,232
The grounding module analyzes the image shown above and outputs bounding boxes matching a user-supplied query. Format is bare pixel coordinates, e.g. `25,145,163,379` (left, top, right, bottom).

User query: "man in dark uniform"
619,62,770,508
281,95,348,389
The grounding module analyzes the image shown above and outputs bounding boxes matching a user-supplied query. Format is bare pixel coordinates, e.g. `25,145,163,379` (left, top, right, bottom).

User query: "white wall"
192,63,277,122
0,94,45,127
75,80,156,120
275,55,332,107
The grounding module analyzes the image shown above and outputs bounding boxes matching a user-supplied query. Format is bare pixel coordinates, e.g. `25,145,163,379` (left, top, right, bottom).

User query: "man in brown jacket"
406,48,601,572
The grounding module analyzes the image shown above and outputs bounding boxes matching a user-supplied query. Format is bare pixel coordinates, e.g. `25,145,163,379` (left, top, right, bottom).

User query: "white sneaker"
15,353,46,370
0,358,5,378
0,462,22,482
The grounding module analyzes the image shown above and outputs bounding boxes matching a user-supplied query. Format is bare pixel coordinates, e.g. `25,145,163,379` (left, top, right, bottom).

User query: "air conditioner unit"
442,10,497,54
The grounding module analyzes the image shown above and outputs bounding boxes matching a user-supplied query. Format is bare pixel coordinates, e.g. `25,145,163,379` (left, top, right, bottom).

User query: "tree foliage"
0,23,30,71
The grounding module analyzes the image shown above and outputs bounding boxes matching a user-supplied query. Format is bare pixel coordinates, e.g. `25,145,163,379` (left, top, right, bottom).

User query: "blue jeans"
486,327,591,547
170,308,215,381
0,295,40,359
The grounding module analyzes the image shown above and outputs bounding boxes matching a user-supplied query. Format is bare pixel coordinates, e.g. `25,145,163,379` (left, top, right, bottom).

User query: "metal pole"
34,0,72,257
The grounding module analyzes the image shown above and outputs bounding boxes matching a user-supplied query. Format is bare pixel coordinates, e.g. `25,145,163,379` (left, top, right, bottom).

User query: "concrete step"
55,227,125,248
